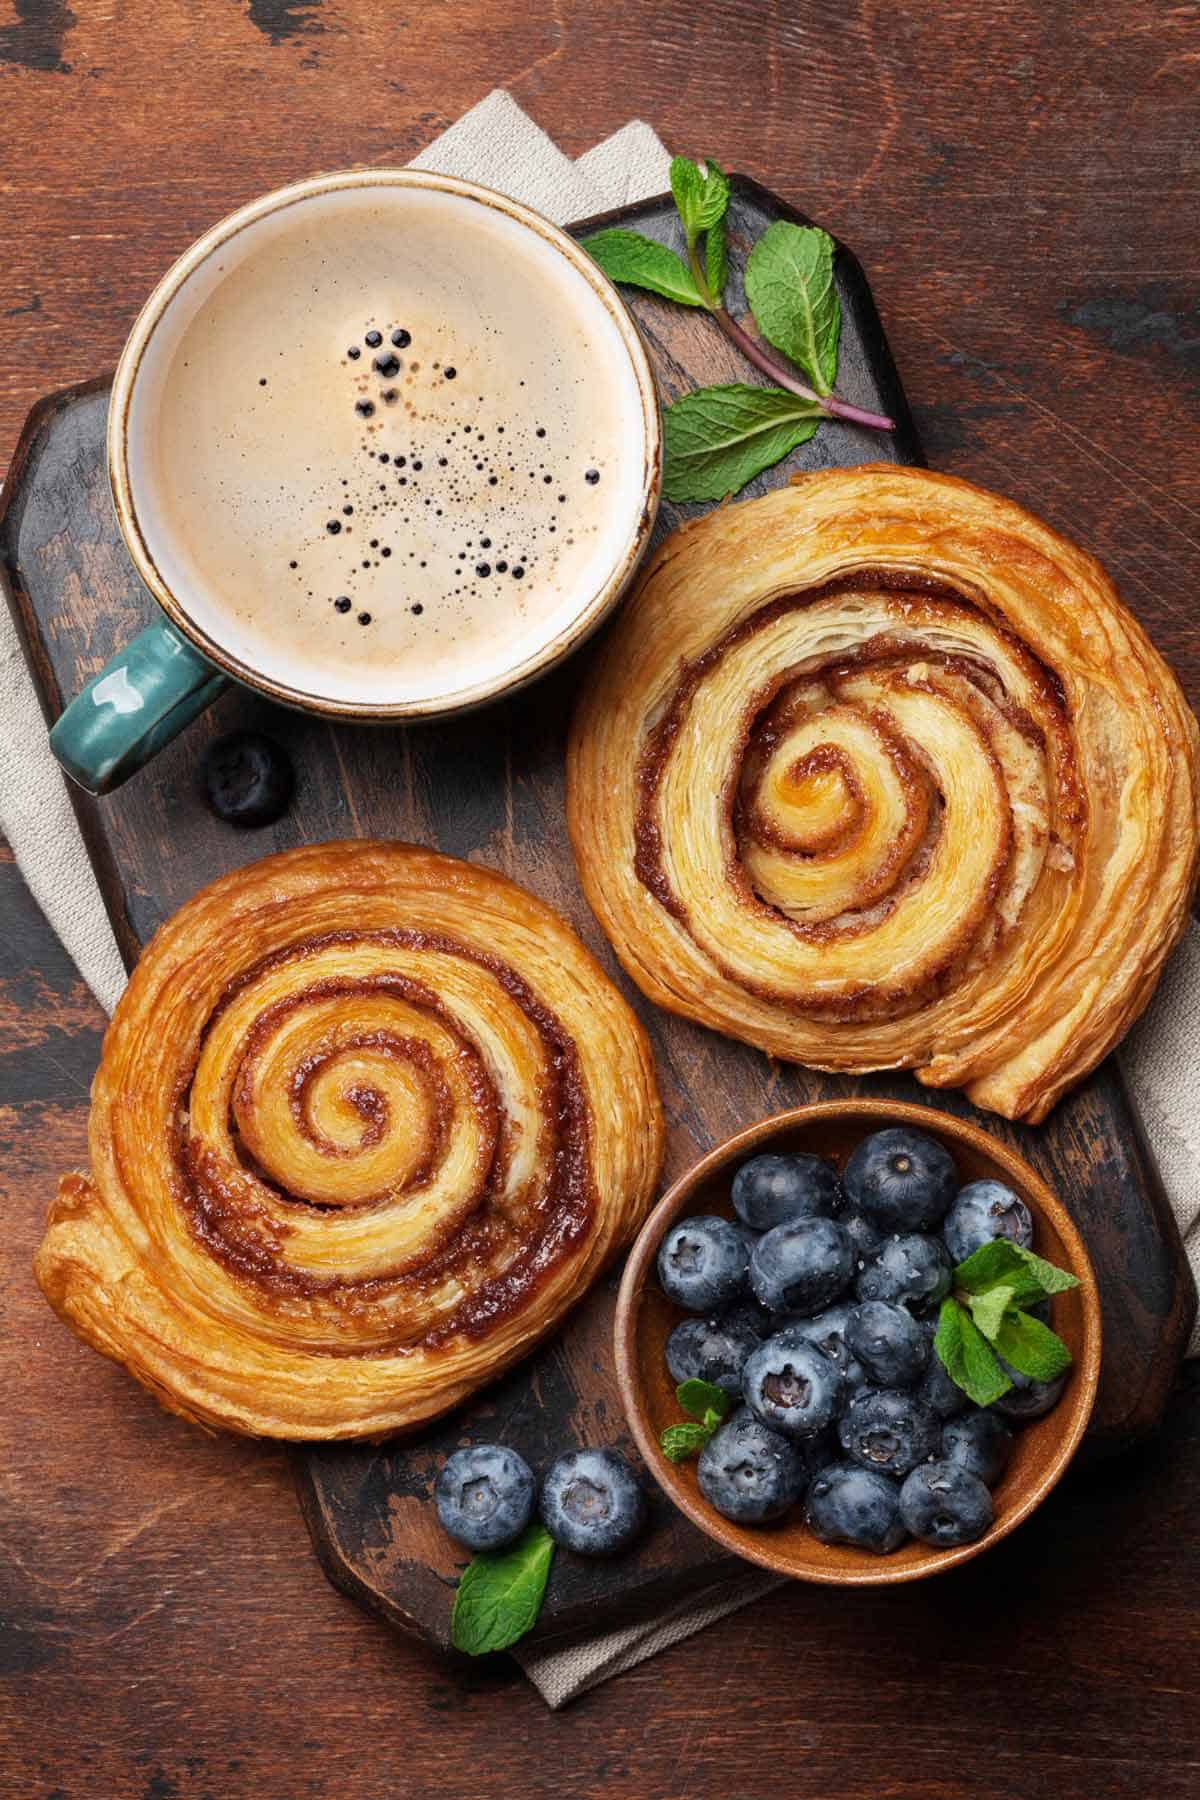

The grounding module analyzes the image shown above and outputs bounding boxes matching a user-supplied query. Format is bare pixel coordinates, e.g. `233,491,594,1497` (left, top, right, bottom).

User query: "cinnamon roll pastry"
35,842,663,1438
567,465,1200,1122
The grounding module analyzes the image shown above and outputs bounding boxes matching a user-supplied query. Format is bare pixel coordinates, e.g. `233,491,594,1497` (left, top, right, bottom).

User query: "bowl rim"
614,1098,1102,1585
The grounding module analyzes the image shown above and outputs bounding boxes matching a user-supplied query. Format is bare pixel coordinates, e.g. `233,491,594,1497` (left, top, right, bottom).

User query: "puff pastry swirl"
567,465,1200,1122
35,842,663,1439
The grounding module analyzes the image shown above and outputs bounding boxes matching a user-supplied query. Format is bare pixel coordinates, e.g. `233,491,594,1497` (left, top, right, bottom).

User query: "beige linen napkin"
1,89,1197,1707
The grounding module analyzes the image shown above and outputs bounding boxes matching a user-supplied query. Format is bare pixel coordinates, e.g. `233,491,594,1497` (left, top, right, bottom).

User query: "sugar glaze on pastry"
35,842,663,1438
567,465,1199,1122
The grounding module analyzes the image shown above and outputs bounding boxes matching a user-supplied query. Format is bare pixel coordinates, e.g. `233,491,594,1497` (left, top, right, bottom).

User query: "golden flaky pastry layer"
35,842,663,1439
567,465,1200,1123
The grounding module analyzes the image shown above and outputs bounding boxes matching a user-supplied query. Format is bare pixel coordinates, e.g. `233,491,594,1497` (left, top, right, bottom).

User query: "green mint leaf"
676,1378,734,1422
663,383,823,502
955,1239,1033,1294
745,222,840,396
695,159,731,231
670,155,705,239
705,214,729,302
1010,1245,1081,1297
581,229,705,307
660,1421,714,1462
955,1244,1045,1309
954,1238,1079,1307
992,1310,1074,1383
670,155,729,242
968,1283,1016,1342
934,1298,1012,1408
450,1523,555,1657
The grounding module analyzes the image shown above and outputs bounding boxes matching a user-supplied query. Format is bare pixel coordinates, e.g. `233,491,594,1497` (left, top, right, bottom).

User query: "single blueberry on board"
731,1152,843,1230
805,1461,907,1553
697,1406,808,1524
843,1127,958,1232
856,1233,953,1312
942,1179,1035,1264
846,1301,930,1388
742,1335,844,1439
202,731,294,828
540,1449,645,1556
666,1308,764,1391
657,1215,749,1312
750,1217,854,1317
838,1387,941,1477
435,1444,535,1552
899,1459,993,1547
941,1409,1014,1485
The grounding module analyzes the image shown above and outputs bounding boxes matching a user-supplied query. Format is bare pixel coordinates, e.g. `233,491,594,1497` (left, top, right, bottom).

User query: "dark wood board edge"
0,374,145,973
293,1453,751,1655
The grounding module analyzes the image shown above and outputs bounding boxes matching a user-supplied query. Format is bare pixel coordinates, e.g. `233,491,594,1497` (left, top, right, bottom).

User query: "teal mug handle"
49,620,229,794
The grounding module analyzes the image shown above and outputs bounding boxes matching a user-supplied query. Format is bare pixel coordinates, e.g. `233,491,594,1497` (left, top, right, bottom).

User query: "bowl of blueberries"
614,1100,1101,1584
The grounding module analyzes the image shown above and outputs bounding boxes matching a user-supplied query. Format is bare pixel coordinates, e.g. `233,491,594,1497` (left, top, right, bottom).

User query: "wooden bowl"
615,1100,1102,1584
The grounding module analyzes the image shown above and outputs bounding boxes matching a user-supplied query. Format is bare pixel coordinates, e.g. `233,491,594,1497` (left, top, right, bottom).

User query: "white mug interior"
111,171,659,716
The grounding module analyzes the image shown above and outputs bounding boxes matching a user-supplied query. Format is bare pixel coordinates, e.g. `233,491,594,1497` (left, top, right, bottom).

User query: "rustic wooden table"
2,3,1198,1796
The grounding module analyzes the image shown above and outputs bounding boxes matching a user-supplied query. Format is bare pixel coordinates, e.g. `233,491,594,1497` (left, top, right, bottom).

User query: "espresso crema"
125,182,651,707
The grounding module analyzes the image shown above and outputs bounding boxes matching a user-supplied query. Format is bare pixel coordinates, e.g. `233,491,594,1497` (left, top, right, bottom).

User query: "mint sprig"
745,221,840,397
935,1241,1080,1408
663,384,823,502
578,229,705,307
450,1522,555,1656
659,1377,734,1463
582,151,894,503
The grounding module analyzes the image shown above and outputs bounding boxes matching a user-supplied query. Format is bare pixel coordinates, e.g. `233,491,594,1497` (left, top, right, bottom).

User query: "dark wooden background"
2,2,1198,1795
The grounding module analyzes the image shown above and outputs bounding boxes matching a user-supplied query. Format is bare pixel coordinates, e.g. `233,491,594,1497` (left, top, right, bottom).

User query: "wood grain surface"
3,2,1200,1795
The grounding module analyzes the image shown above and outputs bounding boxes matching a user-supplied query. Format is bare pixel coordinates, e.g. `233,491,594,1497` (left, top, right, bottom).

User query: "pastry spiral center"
637,581,1074,1019
172,933,593,1347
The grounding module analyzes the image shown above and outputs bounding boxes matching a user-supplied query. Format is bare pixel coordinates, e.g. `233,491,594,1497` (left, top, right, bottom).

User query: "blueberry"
750,1217,854,1316
540,1449,645,1556
941,1409,1013,1484
731,1152,843,1230
942,1179,1035,1264
840,1209,883,1260
856,1233,952,1311
666,1308,763,1391
202,731,294,827
731,1221,764,1264
697,1406,808,1524
435,1444,535,1551
917,1334,969,1419
843,1127,958,1231
992,1362,1068,1420
846,1301,929,1388
838,1388,940,1476
723,1294,776,1336
775,1302,865,1388
805,1462,907,1553
742,1335,843,1439
899,1459,993,1547
657,1215,749,1311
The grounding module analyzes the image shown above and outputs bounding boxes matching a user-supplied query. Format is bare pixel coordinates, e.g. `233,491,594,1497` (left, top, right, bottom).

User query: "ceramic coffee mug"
51,169,661,793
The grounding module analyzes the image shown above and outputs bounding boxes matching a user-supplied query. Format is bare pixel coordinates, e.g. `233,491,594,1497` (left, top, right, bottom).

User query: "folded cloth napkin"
1,88,1197,1708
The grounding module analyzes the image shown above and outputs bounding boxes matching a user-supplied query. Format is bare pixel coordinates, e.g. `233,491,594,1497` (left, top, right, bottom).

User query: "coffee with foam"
123,179,654,709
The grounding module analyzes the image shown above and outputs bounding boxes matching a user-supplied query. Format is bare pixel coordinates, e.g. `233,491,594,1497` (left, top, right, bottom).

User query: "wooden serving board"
3,178,1194,1656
